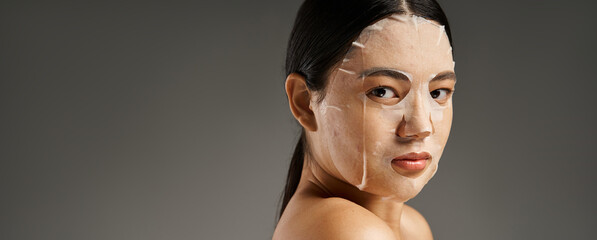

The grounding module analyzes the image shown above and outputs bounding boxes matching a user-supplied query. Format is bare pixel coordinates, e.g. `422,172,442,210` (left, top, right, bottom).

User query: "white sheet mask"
311,14,456,202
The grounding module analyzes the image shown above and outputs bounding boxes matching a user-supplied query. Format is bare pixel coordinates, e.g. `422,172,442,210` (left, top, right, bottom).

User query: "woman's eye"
368,87,397,99
430,89,451,100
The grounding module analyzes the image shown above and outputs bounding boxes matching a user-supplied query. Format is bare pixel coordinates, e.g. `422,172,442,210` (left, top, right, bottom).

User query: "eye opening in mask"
428,71,457,104
366,85,401,105
430,88,453,104
361,67,412,105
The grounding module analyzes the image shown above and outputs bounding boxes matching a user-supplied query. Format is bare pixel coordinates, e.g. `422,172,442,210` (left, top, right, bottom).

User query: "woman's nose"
396,100,433,139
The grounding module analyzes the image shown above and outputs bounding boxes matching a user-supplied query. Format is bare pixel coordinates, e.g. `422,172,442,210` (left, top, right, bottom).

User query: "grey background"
1,0,596,239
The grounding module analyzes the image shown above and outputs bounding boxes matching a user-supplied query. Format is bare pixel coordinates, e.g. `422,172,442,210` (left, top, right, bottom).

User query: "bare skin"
273,154,433,240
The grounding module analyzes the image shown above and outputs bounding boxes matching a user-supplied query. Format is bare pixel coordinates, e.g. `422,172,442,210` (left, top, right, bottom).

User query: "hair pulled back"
280,0,452,219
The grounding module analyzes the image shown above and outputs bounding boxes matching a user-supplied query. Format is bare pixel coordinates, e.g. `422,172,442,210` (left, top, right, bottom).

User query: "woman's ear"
285,73,317,131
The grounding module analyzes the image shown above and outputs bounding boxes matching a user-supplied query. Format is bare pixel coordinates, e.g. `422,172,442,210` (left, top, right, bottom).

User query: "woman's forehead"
346,15,454,76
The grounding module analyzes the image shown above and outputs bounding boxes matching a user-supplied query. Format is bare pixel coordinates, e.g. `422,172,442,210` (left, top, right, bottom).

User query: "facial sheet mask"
312,14,455,201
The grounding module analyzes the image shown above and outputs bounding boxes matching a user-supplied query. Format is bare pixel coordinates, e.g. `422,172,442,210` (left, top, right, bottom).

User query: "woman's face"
309,15,456,201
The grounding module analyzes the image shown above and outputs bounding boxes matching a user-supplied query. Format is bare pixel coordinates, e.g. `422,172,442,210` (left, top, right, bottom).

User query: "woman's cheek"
431,104,453,150
318,102,366,185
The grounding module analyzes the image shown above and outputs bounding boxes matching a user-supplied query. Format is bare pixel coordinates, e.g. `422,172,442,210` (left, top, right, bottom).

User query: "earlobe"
285,73,318,131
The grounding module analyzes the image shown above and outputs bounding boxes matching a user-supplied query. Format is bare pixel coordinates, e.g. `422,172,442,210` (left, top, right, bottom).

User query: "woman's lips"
392,152,431,171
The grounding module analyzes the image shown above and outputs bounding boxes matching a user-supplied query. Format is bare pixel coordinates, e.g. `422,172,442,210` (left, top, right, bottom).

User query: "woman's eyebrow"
359,67,412,81
430,71,457,83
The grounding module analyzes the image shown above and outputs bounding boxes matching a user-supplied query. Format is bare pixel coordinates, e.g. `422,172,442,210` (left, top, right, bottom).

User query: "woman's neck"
297,156,405,232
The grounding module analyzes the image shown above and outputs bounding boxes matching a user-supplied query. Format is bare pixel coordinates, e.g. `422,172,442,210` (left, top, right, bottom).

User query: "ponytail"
278,130,306,219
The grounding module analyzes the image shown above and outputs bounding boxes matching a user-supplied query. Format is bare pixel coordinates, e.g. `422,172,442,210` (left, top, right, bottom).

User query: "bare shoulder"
274,197,395,240
401,204,433,240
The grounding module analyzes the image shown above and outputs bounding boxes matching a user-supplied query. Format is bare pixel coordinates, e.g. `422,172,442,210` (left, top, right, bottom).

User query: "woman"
274,0,455,239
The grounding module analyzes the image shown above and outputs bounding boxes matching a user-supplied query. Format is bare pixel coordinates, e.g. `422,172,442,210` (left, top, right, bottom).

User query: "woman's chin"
356,179,428,202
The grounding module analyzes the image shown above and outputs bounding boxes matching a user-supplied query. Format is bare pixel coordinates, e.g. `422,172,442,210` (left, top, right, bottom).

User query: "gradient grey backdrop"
1,0,596,239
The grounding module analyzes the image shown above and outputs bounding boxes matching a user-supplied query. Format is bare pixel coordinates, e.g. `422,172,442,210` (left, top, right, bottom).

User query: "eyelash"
368,85,398,98
433,88,453,94
431,88,453,96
